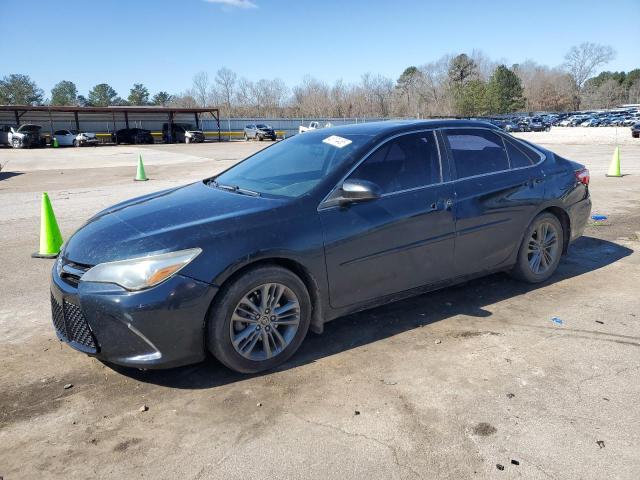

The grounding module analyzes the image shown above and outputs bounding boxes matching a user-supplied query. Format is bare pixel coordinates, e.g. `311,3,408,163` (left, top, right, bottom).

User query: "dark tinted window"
215,131,370,198
504,137,536,168
445,129,509,179
349,131,440,194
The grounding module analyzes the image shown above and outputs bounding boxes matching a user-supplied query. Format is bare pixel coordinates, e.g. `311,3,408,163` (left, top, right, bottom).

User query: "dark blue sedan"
50,120,591,373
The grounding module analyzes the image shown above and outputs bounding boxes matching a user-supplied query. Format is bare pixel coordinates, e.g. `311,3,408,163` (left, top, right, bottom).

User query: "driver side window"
348,131,441,194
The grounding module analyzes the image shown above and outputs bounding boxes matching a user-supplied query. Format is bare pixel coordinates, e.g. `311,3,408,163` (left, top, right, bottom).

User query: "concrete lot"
1,130,639,479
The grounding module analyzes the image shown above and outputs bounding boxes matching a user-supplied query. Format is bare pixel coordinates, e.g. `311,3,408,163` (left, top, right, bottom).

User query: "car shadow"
113,235,633,389
0,171,23,181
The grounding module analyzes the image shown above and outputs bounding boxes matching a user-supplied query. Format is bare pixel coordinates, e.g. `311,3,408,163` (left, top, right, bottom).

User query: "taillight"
575,168,590,186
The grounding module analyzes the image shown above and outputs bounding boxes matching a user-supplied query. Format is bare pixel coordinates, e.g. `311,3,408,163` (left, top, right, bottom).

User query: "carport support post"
124,111,130,129
167,112,174,144
74,111,80,132
194,112,199,130
14,110,20,126
48,109,54,140
213,110,221,142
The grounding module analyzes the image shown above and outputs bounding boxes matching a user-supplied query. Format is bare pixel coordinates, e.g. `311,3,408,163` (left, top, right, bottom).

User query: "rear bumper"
567,195,592,244
50,268,218,369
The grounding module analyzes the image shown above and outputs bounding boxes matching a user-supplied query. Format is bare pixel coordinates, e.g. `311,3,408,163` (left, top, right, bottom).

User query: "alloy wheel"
527,221,559,274
229,283,301,361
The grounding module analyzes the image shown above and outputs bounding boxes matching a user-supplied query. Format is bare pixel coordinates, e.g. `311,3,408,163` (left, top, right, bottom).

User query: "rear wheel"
207,266,311,373
511,212,563,283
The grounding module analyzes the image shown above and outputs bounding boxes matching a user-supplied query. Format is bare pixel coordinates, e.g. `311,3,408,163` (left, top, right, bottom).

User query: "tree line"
1,43,638,118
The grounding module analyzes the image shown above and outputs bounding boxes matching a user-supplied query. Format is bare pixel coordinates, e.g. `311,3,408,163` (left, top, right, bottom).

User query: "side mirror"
339,179,381,205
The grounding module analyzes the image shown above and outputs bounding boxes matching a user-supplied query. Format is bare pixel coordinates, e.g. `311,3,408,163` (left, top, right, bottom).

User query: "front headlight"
81,248,202,291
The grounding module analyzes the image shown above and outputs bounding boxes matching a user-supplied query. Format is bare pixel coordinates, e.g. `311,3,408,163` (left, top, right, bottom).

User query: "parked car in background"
75,131,99,146
113,128,154,145
162,123,205,143
580,118,600,127
244,124,277,141
0,124,46,148
53,130,77,146
299,121,333,134
632,123,640,138
528,117,551,132
50,120,592,373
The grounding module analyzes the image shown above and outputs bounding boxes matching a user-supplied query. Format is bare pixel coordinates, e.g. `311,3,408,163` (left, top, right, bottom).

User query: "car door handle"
429,199,454,211
527,177,544,187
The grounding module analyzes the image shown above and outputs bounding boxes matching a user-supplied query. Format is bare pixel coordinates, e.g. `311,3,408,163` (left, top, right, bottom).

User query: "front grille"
50,294,97,353
51,294,66,337
60,260,91,287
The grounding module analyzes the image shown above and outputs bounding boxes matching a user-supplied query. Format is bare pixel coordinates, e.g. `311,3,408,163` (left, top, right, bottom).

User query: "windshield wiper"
208,179,260,197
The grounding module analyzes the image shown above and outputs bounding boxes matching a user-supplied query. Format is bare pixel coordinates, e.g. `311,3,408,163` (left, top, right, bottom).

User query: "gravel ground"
1,129,639,479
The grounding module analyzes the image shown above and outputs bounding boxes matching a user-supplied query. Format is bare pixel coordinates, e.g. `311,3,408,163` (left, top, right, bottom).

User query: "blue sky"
1,0,638,98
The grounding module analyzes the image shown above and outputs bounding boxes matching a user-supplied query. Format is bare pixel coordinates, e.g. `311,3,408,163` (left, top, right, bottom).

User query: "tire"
244,133,248,141
510,212,563,283
258,135,264,141
207,265,311,374
11,138,20,149
73,139,80,147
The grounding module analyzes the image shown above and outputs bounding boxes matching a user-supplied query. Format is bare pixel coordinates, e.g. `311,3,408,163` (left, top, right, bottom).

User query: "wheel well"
216,258,324,334
542,206,571,253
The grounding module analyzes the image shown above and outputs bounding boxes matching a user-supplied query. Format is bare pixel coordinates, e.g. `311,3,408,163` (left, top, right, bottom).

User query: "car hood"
63,181,284,266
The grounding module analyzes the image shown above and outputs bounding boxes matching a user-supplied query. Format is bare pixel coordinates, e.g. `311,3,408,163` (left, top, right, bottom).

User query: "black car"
244,123,277,141
50,120,591,373
114,128,154,145
162,123,205,143
524,117,551,132
632,122,640,138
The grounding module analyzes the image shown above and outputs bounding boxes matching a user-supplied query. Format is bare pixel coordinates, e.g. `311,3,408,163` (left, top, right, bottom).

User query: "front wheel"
11,138,20,149
207,266,311,373
511,212,563,283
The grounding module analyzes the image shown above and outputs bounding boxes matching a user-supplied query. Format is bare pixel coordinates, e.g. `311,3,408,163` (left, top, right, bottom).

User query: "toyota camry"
50,120,591,373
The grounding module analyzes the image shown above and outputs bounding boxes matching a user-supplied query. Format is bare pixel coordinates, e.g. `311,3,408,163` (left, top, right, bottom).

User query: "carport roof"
0,105,218,114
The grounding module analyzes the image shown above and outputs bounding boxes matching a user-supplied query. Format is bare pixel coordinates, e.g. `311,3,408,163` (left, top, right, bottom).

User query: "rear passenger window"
504,137,536,168
444,129,509,179
349,131,441,194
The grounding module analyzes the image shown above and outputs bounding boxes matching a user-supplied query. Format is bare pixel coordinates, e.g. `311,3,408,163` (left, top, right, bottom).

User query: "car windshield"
18,125,40,132
256,124,270,129
213,131,371,198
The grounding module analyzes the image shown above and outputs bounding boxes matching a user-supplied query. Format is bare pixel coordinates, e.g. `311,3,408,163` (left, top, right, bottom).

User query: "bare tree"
214,67,238,114
191,71,212,107
628,79,640,104
292,76,331,117
564,43,616,89
417,55,453,116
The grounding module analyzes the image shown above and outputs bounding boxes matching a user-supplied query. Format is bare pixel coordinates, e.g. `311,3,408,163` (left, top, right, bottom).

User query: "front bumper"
50,268,218,369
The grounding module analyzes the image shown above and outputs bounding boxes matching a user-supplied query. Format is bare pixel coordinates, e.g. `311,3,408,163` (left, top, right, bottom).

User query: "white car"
298,121,333,134
53,129,98,147
0,124,46,148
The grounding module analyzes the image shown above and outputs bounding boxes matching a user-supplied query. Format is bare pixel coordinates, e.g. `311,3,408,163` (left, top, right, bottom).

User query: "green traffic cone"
52,137,59,148
135,154,148,181
606,147,622,177
32,192,64,258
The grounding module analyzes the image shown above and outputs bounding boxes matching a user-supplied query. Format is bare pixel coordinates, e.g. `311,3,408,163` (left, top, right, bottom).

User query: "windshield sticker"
322,135,352,148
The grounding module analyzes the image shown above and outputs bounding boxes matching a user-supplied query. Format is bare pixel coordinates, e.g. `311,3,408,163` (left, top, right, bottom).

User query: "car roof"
314,119,500,139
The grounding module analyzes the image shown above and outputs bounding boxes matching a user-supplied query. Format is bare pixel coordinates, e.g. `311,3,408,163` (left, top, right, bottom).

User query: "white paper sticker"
322,135,352,148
